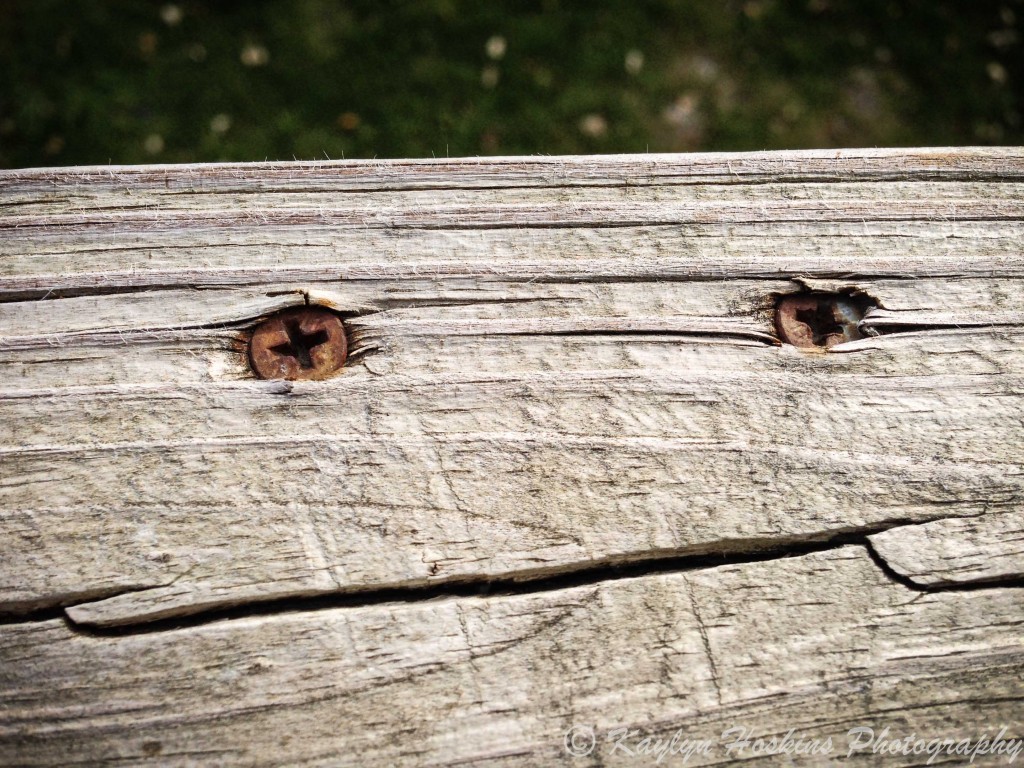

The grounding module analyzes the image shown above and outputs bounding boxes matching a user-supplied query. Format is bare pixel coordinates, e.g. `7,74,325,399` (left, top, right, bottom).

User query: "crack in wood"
7,520,1011,638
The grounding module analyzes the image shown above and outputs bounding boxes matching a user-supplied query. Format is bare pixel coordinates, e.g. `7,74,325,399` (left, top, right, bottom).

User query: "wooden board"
1,149,1022,765
3,548,1023,766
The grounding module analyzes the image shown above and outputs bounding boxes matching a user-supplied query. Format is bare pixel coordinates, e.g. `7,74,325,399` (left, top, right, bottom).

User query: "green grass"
0,0,1020,168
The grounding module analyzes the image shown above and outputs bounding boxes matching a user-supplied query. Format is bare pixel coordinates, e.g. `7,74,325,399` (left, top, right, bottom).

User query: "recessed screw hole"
775,291,876,350
794,304,843,347
271,320,330,369
248,306,348,381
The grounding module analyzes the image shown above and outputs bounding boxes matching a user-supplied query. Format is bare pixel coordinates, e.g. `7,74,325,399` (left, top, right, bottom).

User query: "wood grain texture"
1,548,1022,766
2,149,1024,624
1,149,1022,764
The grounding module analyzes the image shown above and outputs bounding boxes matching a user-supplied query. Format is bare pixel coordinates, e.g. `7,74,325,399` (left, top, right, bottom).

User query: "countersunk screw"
775,292,872,350
249,306,348,380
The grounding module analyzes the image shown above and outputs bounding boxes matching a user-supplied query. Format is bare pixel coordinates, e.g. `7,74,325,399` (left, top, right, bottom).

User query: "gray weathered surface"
1,149,1022,765
2,548,1022,766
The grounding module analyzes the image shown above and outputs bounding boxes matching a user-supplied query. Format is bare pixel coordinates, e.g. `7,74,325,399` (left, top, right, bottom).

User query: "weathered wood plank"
5,276,1024,360
3,148,1021,200
3,359,1021,625
1,150,1022,764
4,226,1021,298
1,548,1021,766
1,150,1023,627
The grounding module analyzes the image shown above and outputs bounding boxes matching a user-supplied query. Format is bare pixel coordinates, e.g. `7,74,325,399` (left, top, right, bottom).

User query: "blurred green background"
0,0,1020,168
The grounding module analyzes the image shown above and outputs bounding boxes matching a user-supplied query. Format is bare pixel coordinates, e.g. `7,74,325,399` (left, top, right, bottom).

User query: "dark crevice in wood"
3,272,1017,305
862,321,1021,334
0,277,798,305
472,329,777,343
35,520,1021,638
0,284,210,304
19,175,1014,199
511,272,1009,284
0,606,66,625
4,172,1024,196
6,216,1021,236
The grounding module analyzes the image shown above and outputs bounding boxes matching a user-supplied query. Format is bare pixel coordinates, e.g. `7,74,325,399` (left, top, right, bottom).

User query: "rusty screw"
249,306,348,380
775,293,872,350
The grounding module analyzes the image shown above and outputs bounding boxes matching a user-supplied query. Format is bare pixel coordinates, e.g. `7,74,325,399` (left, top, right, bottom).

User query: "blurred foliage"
0,0,1021,167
